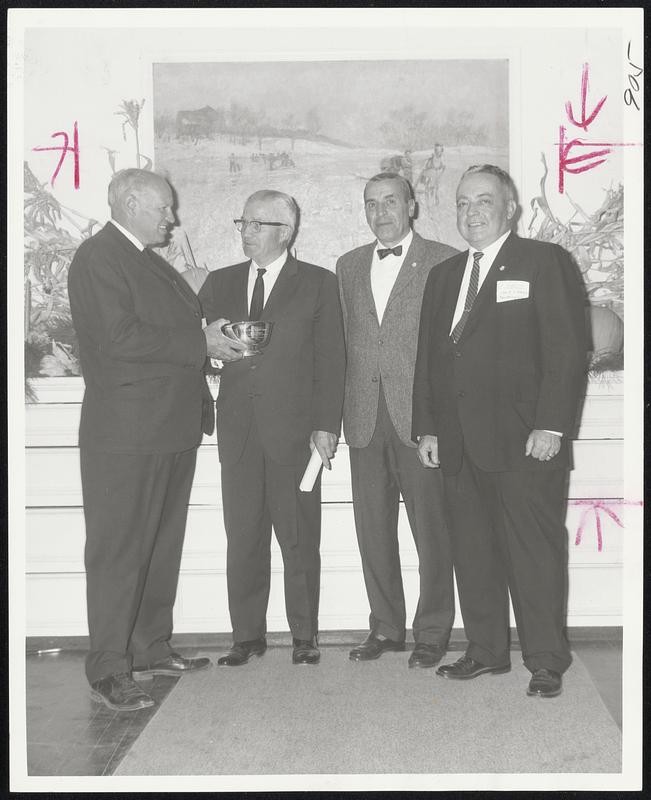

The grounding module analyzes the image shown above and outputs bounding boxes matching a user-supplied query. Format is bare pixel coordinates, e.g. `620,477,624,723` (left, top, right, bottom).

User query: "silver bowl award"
221,320,274,357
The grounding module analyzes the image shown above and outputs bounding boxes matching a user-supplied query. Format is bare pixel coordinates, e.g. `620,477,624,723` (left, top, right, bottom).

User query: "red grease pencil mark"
557,64,640,193
565,63,608,132
32,121,80,189
570,499,643,552
558,126,611,194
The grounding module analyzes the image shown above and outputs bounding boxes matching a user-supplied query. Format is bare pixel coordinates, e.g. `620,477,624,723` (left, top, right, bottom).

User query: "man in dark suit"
412,164,586,697
198,190,345,666
68,169,247,711
337,173,457,667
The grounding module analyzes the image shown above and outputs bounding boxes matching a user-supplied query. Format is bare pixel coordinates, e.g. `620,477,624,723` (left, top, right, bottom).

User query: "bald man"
68,169,246,711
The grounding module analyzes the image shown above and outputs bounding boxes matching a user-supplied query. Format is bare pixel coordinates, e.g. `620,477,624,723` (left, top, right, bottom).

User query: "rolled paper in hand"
299,447,324,492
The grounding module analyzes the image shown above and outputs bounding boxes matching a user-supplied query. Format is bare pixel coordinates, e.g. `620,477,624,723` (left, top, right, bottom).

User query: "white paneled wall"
24,376,627,636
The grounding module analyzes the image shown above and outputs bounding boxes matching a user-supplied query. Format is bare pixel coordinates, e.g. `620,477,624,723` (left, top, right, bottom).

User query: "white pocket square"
496,280,529,303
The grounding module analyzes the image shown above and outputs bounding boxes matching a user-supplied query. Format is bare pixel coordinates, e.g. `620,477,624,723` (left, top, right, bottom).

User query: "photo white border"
8,7,644,793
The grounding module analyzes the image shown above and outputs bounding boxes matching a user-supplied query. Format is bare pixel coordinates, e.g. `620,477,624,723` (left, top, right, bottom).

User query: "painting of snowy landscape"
152,59,509,271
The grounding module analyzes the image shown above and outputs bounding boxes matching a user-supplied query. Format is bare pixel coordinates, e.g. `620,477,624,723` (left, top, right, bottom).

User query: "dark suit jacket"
412,234,587,475
337,232,457,448
198,255,346,466
68,222,213,454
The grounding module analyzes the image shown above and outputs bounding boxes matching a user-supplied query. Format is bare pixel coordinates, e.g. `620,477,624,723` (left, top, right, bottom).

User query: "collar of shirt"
370,230,413,324
467,229,512,287
373,229,413,265
109,219,145,252
450,229,512,333
247,250,288,308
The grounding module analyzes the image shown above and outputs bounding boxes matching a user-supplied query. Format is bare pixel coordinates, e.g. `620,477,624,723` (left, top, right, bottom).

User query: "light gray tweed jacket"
336,232,458,448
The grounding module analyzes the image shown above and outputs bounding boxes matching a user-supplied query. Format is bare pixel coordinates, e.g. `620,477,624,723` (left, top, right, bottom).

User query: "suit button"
378,339,383,345
455,351,461,358
250,365,257,370
194,311,200,317
371,376,379,383
458,390,465,398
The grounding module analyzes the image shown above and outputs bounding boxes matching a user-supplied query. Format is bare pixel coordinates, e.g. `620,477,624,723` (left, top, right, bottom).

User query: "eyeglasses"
233,219,288,233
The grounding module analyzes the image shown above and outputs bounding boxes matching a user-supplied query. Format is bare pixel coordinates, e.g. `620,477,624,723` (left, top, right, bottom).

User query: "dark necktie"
249,267,267,320
377,245,403,260
450,251,483,343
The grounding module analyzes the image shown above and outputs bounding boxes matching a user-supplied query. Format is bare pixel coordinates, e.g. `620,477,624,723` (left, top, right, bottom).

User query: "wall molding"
23,376,627,635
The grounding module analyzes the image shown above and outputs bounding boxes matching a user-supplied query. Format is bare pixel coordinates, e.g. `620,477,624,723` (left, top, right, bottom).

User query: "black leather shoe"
527,668,562,698
132,652,212,679
436,654,511,679
90,672,155,711
217,638,267,666
292,638,320,665
349,634,405,661
408,642,446,669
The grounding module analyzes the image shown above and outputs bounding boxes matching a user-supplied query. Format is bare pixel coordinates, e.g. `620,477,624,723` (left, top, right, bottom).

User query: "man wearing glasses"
199,190,345,667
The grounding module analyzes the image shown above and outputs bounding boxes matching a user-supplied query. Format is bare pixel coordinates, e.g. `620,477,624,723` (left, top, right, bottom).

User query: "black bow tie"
377,245,403,260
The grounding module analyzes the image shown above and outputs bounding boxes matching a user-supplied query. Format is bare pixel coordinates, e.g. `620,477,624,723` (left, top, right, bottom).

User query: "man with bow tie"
412,165,586,697
336,172,458,667
68,169,245,712
199,190,345,668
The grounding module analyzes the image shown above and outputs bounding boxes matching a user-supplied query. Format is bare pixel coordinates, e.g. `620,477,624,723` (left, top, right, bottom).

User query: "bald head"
108,169,175,247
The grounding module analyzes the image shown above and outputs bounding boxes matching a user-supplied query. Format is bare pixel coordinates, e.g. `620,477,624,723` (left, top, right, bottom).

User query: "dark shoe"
349,634,405,661
408,642,446,669
436,654,511,680
527,668,562,698
90,672,155,711
132,652,212,679
292,638,320,665
217,638,267,666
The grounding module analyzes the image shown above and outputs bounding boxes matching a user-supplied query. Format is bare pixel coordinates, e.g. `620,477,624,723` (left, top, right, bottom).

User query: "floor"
23,630,623,777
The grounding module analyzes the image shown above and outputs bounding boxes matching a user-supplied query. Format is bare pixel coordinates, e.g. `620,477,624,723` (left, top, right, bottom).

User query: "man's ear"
506,199,517,221
408,198,416,218
124,193,138,218
281,227,293,248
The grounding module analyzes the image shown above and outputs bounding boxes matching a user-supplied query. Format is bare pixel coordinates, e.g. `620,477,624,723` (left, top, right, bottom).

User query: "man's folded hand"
417,434,440,468
311,430,338,470
204,318,248,361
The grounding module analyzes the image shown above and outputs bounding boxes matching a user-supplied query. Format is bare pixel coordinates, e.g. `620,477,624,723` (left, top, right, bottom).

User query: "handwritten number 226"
624,41,642,111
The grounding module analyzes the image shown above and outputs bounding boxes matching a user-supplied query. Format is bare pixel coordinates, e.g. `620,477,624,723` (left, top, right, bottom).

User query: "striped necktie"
450,251,483,343
249,267,266,320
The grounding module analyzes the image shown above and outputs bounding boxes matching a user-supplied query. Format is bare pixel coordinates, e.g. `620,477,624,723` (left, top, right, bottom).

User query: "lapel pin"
499,265,505,271
411,261,417,267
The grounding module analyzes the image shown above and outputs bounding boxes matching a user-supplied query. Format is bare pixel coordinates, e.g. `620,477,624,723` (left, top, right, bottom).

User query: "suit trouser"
443,447,571,674
349,385,454,645
80,447,197,685
220,419,321,642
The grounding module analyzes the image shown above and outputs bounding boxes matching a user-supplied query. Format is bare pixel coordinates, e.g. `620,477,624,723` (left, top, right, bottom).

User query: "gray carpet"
116,648,621,775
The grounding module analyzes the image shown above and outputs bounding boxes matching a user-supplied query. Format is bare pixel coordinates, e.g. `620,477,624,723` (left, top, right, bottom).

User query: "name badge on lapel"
496,280,529,303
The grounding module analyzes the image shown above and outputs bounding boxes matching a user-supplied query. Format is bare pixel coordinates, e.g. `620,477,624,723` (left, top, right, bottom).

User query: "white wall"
24,377,632,636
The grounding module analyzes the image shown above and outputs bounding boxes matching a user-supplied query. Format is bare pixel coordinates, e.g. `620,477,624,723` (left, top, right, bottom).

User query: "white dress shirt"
209,251,289,369
370,229,413,324
449,229,511,332
109,219,144,251
247,251,287,313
